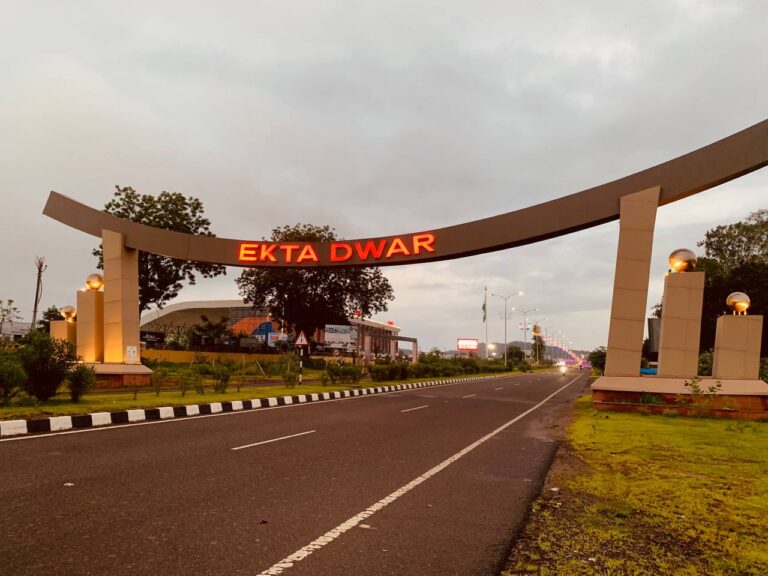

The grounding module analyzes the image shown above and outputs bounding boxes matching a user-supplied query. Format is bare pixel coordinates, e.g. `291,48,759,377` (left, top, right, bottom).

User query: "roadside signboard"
295,331,309,347
324,324,358,353
457,338,479,351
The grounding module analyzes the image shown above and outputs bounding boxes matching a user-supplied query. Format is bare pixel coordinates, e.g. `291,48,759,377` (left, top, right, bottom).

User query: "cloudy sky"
1,0,766,352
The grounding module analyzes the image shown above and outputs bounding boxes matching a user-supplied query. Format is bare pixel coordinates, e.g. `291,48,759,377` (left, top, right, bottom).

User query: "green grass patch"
504,395,768,575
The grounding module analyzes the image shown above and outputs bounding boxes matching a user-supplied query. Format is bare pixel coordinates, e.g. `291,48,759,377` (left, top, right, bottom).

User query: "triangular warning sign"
295,331,308,346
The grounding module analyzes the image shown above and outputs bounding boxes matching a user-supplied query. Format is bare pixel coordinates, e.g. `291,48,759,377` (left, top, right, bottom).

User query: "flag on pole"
482,291,487,323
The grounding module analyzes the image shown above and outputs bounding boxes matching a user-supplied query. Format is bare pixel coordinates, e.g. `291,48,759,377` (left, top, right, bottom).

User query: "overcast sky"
1,0,766,352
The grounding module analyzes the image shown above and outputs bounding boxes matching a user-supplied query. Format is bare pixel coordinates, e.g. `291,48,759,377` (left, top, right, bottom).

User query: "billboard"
457,338,479,351
324,324,358,352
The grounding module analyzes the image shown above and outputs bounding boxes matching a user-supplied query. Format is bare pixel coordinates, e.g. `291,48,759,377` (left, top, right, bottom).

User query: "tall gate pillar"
102,229,141,365
604,186,660,376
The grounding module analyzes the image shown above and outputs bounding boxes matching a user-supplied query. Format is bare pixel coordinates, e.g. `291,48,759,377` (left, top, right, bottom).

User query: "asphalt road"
0,371,587,576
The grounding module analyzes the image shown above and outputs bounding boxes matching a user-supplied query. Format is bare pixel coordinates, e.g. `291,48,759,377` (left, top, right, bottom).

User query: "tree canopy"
696,210,767,355
93,186,226,312
236,224,394,339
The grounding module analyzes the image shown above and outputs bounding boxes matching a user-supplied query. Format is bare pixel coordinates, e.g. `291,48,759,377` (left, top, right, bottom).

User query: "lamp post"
491,291,523,367
512,308,538,361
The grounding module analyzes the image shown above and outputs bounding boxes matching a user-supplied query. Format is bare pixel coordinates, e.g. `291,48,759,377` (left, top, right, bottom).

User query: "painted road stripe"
257,374,582,576
495,387,503,391
231,430,317,452
462,393,477,399
400,405,429,413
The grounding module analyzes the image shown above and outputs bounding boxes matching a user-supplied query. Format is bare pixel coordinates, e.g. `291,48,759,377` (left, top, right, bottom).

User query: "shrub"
178,369,203,396
212,364,232,393
18,330,78,401
698,350,713,376
68,365,96,403
0,351,26,406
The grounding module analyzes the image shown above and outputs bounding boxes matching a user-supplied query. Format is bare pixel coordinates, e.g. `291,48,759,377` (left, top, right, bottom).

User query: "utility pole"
491,291,523,367
31,256,46,328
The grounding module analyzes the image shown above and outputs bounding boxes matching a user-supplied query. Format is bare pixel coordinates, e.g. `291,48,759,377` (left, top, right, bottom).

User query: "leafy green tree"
37,305,61,333
0,299,21,336
0,351,26,406
531,324,546,364
697,209,767,273
188,315,231,351
588,346,607,374
93,186,226,312
68,365,96,403
236,224,394,339
506,345,524,363
18,330,78,401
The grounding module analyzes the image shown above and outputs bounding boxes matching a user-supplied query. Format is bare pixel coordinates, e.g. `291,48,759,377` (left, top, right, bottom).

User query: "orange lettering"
239,243,259,262
354,239,387,260
296,244,319,263
330,242,353,262
386,237,410,258
279,244,300,262
412,232,435,254
260,244,277,262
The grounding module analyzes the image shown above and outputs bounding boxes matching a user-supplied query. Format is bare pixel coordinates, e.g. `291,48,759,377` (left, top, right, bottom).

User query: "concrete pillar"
76,289,104,363
50,320,76,345
102,229,141,364
604,186,660,377
390,339,397,358
712,315,763,380
657,272,704,377
412,341,419,364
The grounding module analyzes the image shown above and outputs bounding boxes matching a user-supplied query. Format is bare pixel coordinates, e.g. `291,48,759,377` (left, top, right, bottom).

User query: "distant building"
0,322,32,341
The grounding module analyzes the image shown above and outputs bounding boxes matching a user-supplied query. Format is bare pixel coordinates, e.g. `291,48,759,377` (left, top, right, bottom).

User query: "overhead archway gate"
43,120,768,376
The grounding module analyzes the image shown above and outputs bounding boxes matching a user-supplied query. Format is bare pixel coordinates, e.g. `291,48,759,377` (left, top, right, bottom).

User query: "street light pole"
491,291,523,367
513,308,538,362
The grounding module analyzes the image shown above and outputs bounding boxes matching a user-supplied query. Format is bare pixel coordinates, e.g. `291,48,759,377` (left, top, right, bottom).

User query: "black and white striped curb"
0,376,503,438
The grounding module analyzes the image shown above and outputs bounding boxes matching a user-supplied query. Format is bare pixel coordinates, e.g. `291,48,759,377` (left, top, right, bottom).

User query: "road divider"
0,375,508,440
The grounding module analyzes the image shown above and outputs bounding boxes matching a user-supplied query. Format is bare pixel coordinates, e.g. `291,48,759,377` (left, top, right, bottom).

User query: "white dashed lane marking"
400,405,429,413
231,430,317,451
461,394,477,399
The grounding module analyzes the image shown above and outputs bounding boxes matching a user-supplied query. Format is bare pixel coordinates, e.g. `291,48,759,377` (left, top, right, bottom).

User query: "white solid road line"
231,430,316,451
461,393,477,399
400,405,429,413
257,374,583,576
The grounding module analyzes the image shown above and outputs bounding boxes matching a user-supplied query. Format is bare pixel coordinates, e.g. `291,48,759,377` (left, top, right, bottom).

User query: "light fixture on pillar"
85,273,104,291
668,248,697,272
60,305,77,323
726,292,750,315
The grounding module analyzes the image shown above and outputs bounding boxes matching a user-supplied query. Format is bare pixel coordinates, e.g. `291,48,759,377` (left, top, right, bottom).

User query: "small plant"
683,376,722,416
178,369,203,396
68,365,96,403
211,364,232,393
639,392,664,405
0,351,26,407
150,367,170,397
320,370,330,386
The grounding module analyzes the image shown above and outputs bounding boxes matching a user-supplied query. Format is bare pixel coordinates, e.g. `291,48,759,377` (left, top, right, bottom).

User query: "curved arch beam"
44,119,768,268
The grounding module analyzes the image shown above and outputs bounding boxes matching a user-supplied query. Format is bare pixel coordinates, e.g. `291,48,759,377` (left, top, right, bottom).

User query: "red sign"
237,233,436,264
457,338,479,351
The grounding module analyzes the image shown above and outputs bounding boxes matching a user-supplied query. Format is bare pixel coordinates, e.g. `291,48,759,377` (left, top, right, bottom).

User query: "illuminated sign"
237,233,436,265
457,338,479,351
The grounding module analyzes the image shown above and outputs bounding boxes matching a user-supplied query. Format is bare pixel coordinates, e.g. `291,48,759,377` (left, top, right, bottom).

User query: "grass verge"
0,371,525,421
504,394,768,576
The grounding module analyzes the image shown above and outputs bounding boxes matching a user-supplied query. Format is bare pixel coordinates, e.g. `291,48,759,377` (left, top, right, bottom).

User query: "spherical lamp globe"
85,273,104,291
60,305,77,322
668,248,697,272
726,292,750,315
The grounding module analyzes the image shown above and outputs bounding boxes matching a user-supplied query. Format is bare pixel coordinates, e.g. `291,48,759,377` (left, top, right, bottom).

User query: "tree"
189,315,231,351
236,224,395,339
588,346,607,374
531,324,546,364
37,305,61,333
0,351,26,407
0,299,21,336
93,186,226,312
697,209,767,274
506,344,524,363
